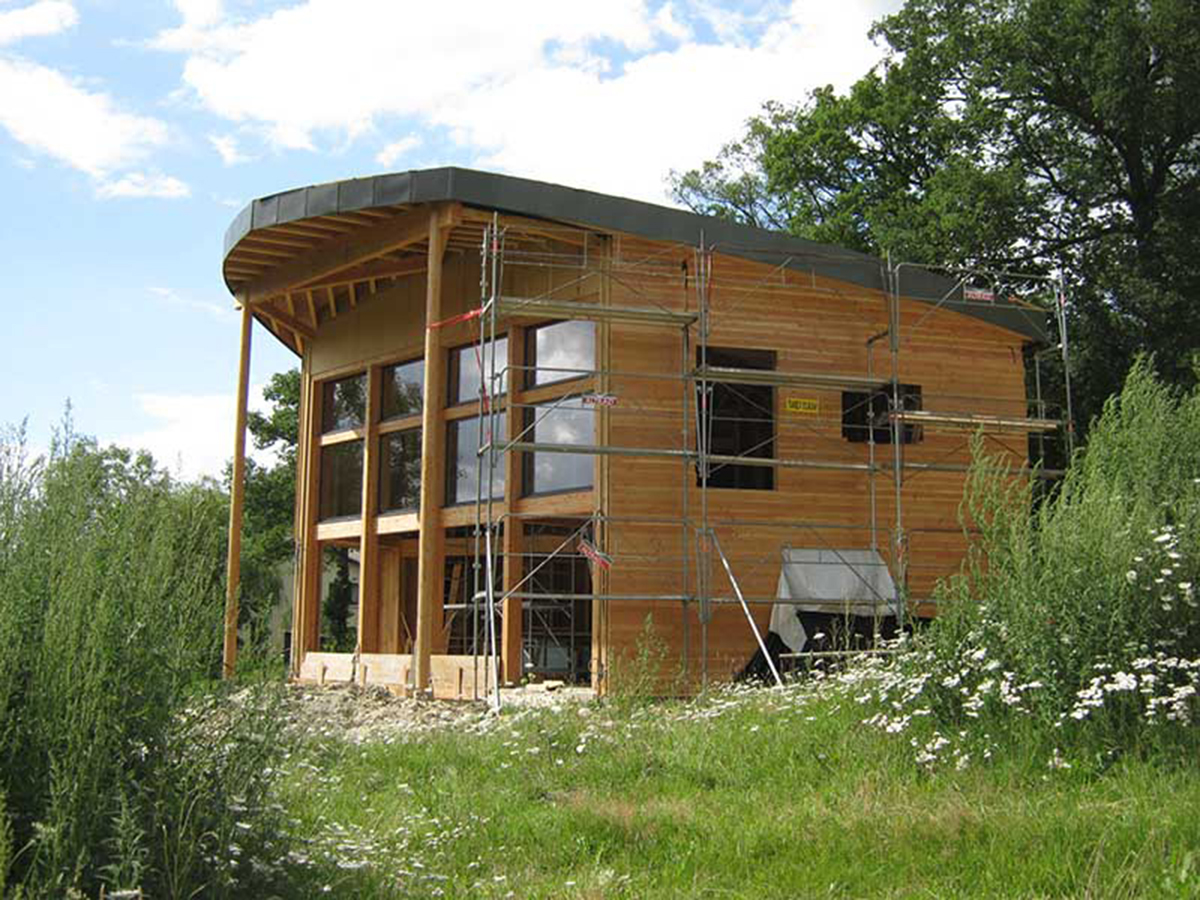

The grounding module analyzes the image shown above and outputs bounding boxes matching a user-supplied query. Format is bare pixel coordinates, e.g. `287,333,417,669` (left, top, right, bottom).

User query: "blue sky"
0,0,898,479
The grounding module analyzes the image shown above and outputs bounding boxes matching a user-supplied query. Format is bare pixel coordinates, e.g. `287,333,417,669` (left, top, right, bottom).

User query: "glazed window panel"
321,373,367,432
381,359,424,421
319,440,363,520
448,337,508,406
526,320,595,387
446,413,507,505
525,399,595,495
379,429,422,513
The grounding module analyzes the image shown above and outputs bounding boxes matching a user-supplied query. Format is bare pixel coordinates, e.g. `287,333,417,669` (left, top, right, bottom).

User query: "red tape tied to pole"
428,307,484,330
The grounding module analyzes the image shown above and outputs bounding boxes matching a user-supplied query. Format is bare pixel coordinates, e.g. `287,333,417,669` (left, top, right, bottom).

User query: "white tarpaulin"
768,548,899,652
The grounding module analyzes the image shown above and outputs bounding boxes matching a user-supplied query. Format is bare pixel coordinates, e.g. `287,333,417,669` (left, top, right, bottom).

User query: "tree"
237,369,301,657
672,0,1200,437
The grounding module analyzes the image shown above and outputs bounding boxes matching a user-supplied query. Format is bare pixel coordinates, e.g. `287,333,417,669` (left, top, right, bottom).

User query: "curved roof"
223,166,1049,342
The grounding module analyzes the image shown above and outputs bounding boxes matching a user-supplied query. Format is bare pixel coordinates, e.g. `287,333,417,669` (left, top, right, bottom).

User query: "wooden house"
219,167,1060,698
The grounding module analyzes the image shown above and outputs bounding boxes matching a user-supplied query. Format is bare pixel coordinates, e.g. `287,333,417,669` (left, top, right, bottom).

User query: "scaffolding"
462,214,1072,706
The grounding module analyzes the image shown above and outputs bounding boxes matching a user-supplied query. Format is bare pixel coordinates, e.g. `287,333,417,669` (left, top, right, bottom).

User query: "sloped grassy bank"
278,360,1200,899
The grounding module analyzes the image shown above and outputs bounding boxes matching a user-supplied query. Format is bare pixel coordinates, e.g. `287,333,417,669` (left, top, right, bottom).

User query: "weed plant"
0,423,294,897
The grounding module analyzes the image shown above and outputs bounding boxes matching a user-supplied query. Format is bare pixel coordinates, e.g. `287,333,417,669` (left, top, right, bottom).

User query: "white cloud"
0,55,170,176
113,384,270,482
375,134,419,168
0,1,77,46
152,0,900,203
208,132,248,164
96,171,191,199
147,285,231,319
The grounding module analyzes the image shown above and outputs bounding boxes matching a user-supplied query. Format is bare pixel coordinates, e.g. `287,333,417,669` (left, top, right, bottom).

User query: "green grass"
278,685,1200,899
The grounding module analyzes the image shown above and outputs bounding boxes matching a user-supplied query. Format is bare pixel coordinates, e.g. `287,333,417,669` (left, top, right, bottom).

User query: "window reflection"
319,441,363,519
447,413,507,504
381,359,424,421
449,337,507,405
322,373,367,432
379,429,421,512
526,399,594,494
527,320,595,387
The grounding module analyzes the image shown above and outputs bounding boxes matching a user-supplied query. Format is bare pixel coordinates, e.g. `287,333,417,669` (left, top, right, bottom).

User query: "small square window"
842,384,923,444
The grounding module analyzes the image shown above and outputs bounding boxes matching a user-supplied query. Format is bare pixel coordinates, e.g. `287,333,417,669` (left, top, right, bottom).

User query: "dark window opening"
842,384,923,444
523,520,593,684
445,538,503,657
697,347,775,490
379,429,421,512
381,359,424,420
321,373,367,432
319,440,363,519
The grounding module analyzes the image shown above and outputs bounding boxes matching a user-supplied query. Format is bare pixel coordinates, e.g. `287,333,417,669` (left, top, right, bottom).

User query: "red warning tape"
428,307,484,330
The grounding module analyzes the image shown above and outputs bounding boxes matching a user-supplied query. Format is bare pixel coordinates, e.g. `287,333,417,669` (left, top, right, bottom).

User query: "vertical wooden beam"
357,366,382,654
414,209,448,694
300,362,325,659
223,302,253,679
289,349,312,676
501,325,524,685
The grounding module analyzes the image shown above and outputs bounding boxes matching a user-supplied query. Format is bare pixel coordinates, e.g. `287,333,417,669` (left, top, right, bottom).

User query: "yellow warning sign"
785,397,820,415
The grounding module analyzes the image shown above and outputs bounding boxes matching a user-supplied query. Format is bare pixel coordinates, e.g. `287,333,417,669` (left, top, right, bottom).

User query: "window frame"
447,335,509,408
524,319,596,390
521,398,597,498
696,347,776,491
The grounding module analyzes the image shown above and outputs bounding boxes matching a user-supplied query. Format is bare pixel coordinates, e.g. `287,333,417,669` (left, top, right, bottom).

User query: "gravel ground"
281,682,595,745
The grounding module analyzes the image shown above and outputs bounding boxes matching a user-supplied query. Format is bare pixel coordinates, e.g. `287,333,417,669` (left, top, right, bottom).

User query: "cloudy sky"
0,0,898,480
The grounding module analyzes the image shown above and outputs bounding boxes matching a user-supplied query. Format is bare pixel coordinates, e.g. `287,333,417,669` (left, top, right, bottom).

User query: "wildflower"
1126,570,1138,584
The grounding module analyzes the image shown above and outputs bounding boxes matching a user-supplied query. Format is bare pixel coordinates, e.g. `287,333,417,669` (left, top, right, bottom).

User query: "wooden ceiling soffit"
253,297,316,339
303,254,429,291
243,203,461,304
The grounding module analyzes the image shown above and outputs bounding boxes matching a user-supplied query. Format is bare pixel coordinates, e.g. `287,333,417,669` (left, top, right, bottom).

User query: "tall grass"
0,423,292,897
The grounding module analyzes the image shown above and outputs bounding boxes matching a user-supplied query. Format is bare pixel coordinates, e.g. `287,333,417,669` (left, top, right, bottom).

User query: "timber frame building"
220,167,1066,699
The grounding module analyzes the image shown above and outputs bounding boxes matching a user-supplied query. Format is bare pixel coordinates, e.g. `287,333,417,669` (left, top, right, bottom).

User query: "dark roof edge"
224,166,1049,342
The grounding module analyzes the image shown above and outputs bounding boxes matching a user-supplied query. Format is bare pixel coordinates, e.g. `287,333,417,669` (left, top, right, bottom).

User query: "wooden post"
223,302,253,679
414,209,448,694
501,325,524,685
357,366,382,656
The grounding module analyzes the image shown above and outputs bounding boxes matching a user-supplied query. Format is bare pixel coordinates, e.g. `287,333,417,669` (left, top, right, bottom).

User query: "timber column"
414,207,449,694
223,301,253,679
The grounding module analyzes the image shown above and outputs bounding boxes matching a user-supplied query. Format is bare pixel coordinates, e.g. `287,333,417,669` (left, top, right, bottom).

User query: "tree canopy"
672,0,1200,435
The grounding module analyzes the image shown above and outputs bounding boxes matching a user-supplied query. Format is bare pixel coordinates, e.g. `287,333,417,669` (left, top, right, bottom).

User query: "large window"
319,372,367,520
381,359,424,421
526,320,595,387
447,413,507,504
842,384,923,444
698,347,775,490
524,399,595,495
379,429,421,512
448,337,508,406
319,440,363,519
322,373,367,432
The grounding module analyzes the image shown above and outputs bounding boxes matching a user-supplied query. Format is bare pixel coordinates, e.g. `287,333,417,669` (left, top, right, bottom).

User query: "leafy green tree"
236,369,301,657
673,0,1200,436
